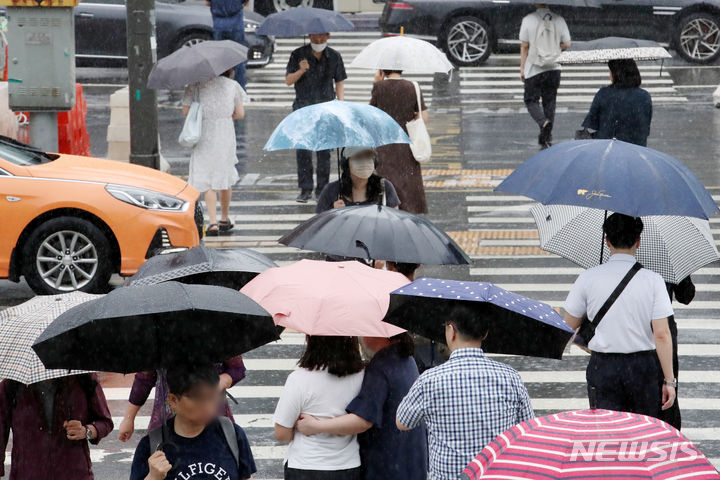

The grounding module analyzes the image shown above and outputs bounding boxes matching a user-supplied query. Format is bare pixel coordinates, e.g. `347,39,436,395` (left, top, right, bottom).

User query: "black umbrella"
32,282,279,373
279,205,471,265
383,278,575,360
126,245,277,290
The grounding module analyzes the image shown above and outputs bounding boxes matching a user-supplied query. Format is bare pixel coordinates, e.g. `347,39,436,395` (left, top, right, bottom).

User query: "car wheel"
442,16,492,67
176,32,213,52
22,217,113,295
675,12,720,64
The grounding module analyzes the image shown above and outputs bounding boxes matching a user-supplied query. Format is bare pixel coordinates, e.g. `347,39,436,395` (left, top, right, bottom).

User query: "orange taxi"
0,136,202,294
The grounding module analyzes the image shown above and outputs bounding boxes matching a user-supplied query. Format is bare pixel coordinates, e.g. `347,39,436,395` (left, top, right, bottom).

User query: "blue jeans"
212,16,247,90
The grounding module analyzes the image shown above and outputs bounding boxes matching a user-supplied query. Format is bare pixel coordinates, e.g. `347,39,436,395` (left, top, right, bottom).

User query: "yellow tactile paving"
422,169,514,188
448,230,539,240
447,231,549,257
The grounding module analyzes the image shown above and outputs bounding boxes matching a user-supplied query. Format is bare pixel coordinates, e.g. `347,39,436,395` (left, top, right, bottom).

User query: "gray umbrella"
147,40,248,90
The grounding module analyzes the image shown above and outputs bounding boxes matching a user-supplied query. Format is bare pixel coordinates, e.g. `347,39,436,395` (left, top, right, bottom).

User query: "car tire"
175,31,213,52
674,12,720,64
22,217,113,295
254,0,332,16
441,15,492,67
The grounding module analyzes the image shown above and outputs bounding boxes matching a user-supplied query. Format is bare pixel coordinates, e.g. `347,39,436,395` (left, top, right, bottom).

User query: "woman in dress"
295,333,428,480
370,69,429,214
182,68,246,236
273,336,365,480
316,146,400,213
581,59,652,146
118,357,246,442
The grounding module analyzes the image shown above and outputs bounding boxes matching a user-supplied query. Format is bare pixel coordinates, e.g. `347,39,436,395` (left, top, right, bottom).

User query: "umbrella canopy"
0,292,99,384
147,40,248,90
240,259,409,337
530,204,719,284
559,37,671,64
461,409,720,480
264,100,410,152
126,245,277,289
256,7,354,37
495,139,719,219
32,282,278,373
350,36,454,74
383,278,574,359
279,204,471,265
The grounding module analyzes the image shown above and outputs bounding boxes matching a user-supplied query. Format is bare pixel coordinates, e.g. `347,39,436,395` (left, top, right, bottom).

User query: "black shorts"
284,464,363,480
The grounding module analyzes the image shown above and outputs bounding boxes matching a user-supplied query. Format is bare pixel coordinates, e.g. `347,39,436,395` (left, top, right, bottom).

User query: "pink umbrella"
240,259,410,337
461,409,720,480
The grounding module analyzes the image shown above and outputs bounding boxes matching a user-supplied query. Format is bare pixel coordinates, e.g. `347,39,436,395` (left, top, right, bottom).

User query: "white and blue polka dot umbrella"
384,278,575,359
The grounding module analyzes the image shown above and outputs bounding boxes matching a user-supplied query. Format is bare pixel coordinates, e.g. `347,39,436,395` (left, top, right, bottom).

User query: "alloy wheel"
36,230,99,291
680,17,720,61
447,20,489,64
272,0,314,11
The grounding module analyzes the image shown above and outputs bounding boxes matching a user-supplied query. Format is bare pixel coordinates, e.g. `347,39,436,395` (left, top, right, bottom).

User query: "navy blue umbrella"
383,278,574,359
495,140,719,219
256,7,354,37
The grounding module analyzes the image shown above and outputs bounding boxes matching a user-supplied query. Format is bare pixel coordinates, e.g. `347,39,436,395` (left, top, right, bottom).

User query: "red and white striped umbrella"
461,409,720,480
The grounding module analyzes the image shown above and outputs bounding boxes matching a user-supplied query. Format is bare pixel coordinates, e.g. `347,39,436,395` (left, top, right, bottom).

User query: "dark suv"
380,1,720,66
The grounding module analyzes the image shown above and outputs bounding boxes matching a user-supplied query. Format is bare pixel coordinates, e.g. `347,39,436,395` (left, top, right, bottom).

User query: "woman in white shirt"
273,336,365,480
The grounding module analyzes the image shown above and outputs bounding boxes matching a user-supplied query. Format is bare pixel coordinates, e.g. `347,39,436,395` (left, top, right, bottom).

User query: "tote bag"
178,85,203,148
406,81,432,163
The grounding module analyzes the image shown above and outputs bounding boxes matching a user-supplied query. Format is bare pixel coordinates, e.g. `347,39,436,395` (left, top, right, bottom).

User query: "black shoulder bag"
574,262,643,348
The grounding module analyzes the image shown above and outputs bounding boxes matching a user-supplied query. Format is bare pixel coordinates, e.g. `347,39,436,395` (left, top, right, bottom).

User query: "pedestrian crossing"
246,32,687,108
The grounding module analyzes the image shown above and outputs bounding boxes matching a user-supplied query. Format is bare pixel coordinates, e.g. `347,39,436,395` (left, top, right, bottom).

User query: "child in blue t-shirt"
130,363,256,480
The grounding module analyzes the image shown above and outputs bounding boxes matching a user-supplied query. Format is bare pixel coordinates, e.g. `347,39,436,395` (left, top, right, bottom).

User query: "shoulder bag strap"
218,416,240,468
412,81,422,121
148,424,163,453
586,262,643,338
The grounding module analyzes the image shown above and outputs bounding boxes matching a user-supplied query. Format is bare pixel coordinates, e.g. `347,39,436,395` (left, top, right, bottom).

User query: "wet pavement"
2,37,720,478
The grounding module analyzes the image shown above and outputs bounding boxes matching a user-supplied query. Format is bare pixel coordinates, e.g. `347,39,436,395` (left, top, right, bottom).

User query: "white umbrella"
350,36,454,74
530,204,719,284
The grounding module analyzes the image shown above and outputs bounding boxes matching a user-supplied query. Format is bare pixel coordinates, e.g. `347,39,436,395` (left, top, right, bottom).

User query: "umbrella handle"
336,148,342,201
599,210,608,264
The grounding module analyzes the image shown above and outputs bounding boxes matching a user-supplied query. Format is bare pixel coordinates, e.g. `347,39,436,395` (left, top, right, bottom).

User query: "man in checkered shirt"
396,304,535,480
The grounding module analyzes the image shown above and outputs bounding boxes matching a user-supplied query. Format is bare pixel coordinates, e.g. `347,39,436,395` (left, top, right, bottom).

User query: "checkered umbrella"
530,204,719,284
0,292,100,384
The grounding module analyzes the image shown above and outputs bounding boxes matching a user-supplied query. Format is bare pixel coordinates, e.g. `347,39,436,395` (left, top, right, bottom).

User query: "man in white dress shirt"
563,213,676,419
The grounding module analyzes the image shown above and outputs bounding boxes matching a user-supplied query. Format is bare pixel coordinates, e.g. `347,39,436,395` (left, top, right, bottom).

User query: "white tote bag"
406,81,432,163
178,86,203,148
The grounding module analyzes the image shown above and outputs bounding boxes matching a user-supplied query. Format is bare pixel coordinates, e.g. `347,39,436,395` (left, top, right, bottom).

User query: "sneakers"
296,190,312,203
539,121,553,148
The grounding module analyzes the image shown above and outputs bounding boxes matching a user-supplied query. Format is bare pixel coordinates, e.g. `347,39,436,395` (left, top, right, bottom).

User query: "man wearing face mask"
286,33,347,203
316,146,400,213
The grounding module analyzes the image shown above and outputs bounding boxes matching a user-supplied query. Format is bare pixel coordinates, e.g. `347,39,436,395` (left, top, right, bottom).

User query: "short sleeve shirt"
286,44,347,110
129,418,256,480
519,8,571,79
564,254,674,353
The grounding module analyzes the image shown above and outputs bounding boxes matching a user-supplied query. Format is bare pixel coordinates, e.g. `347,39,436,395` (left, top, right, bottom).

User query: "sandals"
218,219,234,234
206,224,219,237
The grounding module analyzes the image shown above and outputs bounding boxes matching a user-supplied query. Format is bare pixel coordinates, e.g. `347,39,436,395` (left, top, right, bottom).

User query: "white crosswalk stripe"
246,33,687,108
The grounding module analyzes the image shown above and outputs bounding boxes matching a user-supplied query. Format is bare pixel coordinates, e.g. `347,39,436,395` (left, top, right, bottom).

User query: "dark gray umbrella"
32,282,278,373
147,40,248,90
126,245,277,290
279,204,471,265
256,7,354,37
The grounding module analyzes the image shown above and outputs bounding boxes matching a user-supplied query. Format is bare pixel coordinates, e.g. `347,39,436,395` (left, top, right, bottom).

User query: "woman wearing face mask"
315,147,401,213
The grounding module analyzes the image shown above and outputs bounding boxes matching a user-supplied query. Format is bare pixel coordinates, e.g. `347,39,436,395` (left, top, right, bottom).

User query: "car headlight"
105,185,189,212
245,21,258,33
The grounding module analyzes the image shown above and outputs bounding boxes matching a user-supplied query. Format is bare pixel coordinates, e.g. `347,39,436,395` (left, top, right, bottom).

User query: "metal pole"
126,0,160,169
29,112,59,152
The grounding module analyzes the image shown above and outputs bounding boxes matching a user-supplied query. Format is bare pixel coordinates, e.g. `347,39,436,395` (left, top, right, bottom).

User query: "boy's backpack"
532,11,562,68
148,416,240,467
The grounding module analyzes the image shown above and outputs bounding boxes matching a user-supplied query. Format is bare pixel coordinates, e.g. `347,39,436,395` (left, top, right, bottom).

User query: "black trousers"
658,315,681,429
523,70,561,129
586,349,662,419
284,464,362,480
297,149,331,194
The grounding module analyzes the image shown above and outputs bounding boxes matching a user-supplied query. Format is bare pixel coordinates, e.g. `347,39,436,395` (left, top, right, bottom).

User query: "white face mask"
311,42,327,52
349,158,375,179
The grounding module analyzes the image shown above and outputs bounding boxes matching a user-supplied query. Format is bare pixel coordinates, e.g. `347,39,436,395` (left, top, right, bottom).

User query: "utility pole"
126,0,160,169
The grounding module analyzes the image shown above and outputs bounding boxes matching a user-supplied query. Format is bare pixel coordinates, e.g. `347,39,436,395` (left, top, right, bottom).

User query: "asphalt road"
2,32,720,478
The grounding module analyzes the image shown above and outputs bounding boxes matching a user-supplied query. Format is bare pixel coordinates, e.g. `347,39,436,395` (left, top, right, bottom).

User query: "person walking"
206,0,248,90
563,213,676,419
295,333,428,480
581,59,653,146
273,336,365,480
129,362,256,480
118,357,246,442
316,146,400,213
520,3,571,149
370,69,429,214
396,304,534,480
182,69,246,236
286,33,347,203
0,373,114,480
